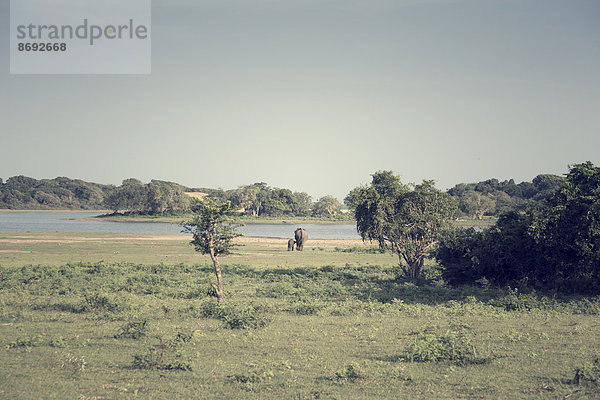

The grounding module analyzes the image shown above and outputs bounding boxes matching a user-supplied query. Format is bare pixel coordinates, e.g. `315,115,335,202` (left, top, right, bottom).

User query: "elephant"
294,228,308,251
287,238,295,251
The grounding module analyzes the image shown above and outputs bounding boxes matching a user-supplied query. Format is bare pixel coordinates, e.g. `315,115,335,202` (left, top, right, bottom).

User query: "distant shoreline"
0,209,495,227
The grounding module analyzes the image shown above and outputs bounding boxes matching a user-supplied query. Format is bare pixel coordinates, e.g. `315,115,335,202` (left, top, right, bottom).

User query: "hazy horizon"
2,0,599,201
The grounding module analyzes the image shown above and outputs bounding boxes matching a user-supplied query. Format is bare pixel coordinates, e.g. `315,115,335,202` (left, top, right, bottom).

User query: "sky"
1,0,599,201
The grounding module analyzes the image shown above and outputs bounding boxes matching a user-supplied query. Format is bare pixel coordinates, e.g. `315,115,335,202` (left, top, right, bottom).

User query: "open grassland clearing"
0,232,599,399
0,233,391,269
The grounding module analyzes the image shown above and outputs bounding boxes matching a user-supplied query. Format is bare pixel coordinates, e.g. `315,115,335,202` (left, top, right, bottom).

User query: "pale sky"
1,0,599,201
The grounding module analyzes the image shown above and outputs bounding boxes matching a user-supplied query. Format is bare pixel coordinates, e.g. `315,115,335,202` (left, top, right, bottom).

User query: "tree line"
447,174,565,219
0,172,568,219
0,176,345,218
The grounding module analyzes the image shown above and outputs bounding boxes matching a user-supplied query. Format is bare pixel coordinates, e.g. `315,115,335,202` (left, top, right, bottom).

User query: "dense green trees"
437,162,600,293
312,196,342,217
0,175,344,218
224,183,316,217
534,162,600,288
105,179,191,214
447,174,564,218
222,183,345,218
350,171,458,280
0,176,113,210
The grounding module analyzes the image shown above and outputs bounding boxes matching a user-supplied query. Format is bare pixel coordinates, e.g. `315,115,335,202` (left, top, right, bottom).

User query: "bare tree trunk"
209,249,225,303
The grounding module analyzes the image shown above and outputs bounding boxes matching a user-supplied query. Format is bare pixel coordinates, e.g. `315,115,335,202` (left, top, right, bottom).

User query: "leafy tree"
447,174,564,217
312,195,342,217
147,180,191,214
263,188,297,216
344,186,363,211
293,191,313,216
459,191,495,219
351,172,457,280
352,171,409,249
182,200,242,303
533,162,600,289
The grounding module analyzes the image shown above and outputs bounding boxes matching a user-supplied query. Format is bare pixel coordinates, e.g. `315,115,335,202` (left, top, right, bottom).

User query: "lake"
0,211,362,240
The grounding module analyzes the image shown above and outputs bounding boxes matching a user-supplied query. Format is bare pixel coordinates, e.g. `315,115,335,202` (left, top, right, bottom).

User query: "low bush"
196,300,269,329
334,246,384,254
132,330,196,371
230,367,274,391
574,356,600,386
401,324,488,366
114,320,148,339
335,362,364,381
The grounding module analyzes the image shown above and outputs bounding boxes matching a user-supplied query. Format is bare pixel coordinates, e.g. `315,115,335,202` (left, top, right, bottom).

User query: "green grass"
0,233,599,399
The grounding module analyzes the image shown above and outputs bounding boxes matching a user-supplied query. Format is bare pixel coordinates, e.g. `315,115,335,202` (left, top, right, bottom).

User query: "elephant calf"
287,239,295,251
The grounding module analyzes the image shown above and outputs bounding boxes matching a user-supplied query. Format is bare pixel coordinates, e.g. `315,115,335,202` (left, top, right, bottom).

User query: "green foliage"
334,245,385,254
183,199,243,303
351,172,458,280
574,356,600,386
401,325,486,366
447,174,565,217
459,191,496,219
225,183,311,217
534,161,600,290
312,195,342,217
0,175,114,210
231,366,274,391
132,330,196,371
105,178,191,214
114,320,148,339
437,212,539,287
438,162,600,293
335,362,364,381
82,291,128,313
183,199,242,257
197,300,269,329
6,325,43,350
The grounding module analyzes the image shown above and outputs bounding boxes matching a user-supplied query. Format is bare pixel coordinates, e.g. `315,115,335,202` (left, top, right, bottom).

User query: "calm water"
0,212,361,240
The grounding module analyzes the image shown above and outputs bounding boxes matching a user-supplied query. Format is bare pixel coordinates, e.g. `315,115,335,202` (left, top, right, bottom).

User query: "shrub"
574,356,600,386
196,300,269,329
132,332,195,371
81,292,127,313
435,228,483,286
230,366,274,391
334,246,384,254
6,325,43,351
220,304,269,329
401,325,486,366
114,320,148,339
335,362,364,381
289,301,323,315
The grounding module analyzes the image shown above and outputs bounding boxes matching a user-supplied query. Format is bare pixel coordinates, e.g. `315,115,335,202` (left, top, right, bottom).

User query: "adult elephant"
294,228,308,251
287,238,295,251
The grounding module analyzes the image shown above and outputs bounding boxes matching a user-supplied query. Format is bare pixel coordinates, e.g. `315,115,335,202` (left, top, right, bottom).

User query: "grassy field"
1,232,599,399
